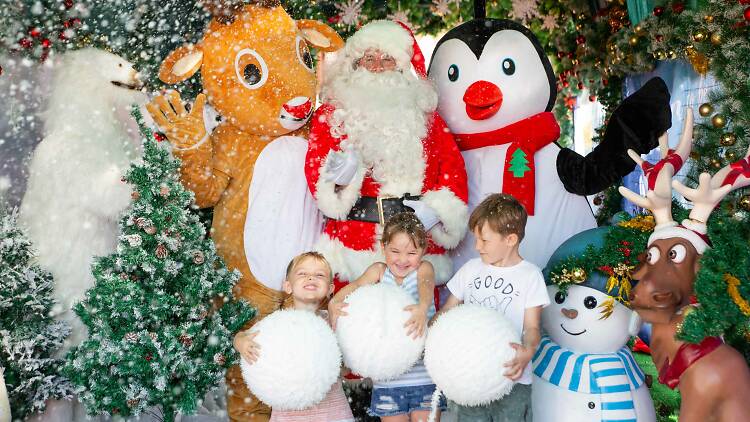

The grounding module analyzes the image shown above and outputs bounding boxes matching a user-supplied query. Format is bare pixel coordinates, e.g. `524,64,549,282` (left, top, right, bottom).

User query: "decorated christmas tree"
63,110,255,422
0,206,73,420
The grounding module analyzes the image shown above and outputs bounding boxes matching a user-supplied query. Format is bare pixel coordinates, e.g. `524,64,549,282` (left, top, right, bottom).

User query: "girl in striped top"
329,212,447,422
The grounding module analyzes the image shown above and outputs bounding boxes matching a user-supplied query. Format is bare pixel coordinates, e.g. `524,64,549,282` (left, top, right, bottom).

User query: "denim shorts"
368,384,447,417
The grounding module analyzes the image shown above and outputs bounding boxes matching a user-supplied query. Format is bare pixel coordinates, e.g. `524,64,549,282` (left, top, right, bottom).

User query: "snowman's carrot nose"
561,308,578,319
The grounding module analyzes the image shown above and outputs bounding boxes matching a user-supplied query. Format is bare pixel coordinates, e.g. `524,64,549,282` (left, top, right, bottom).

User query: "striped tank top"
374,267,436,388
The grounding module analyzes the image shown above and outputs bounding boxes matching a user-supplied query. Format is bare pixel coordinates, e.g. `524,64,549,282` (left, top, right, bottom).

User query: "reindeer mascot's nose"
463,80,503,120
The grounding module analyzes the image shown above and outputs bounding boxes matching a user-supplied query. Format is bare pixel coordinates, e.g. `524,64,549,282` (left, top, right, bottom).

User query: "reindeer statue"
619,108,750,422
145,1,343,420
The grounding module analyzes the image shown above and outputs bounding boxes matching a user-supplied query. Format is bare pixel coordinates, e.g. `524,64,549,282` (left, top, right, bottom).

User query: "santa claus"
305,20,469,286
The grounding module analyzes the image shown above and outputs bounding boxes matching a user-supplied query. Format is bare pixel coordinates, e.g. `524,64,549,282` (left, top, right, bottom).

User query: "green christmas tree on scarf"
0,207,73,421
509,148,531,178
64,109,255,422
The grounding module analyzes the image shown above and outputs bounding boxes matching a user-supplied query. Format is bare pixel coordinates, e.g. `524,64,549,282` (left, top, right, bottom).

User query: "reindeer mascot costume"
146,1,343,420
620,109,750,422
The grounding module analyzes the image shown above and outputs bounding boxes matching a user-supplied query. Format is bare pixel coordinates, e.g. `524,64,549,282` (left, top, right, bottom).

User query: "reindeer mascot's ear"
158,44,204,84
296,20,344,52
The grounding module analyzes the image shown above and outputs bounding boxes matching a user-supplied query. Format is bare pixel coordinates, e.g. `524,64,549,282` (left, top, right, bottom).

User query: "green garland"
546,214,654,302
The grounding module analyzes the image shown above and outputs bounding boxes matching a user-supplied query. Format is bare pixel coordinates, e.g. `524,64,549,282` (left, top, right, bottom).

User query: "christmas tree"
63,110,255,422
509,148,531,178
0,206,73,421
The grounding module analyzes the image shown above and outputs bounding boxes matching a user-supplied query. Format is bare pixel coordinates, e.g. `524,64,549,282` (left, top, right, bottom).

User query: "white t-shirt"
446,258,550,384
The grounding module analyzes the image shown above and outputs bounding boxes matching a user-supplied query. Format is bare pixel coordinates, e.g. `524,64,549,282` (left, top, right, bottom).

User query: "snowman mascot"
532,227,655,422
427,5,672,270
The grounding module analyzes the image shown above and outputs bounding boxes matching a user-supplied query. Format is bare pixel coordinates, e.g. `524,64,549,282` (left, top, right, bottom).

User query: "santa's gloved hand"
403,199,440,231
324,149,359,185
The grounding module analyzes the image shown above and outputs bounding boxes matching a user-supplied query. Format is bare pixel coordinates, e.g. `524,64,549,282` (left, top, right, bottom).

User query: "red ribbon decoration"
721,157,750,186
641,149,684,190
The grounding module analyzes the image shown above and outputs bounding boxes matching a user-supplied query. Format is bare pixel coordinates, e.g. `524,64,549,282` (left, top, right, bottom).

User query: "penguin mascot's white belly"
453,143,595,271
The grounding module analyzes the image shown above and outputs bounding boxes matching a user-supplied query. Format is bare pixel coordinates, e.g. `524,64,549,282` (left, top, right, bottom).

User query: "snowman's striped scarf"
532,336,645,422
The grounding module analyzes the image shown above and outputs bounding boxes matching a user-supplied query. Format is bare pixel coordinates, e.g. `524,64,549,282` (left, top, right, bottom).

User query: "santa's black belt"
346,194,421,225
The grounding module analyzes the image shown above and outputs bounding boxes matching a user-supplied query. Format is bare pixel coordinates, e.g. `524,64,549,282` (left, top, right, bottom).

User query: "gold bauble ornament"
629,36,639,45
720,132,737,146
692,29,707,42
571,268,588,283
668,50,678,59
704,14,714,23
739,195,750,212
698,103,714,116
710,158,722,169
654,49,667,60
686,45,710,74
710,32,722,45
690,151,701,160
712,114,727,128
725,151,738,162
634,24,645,35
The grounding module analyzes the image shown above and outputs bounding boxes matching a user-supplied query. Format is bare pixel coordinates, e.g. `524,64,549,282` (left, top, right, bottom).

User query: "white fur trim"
345,20,413,71
421,188,468,250
314,158,367,220
315,233,454,284
647,222,709,254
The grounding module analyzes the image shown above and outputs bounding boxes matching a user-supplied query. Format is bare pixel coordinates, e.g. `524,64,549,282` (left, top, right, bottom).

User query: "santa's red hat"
344,20,427,77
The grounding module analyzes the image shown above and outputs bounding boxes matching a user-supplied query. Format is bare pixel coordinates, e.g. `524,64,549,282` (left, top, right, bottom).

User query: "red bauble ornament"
655,34,664,42
29,27,41,38
563,81,570,88
577,82,584,89
672,2,685,13
589,95,597,102
744,6,750,21
567,52,575,59
602,78,609,86
64,0,74,8
653,6,665,16
557,51,565,59
576,35,586,45
741,0,750,5
145,353,153,361
154,132,166,142
41,39,51,48
19,38,32,49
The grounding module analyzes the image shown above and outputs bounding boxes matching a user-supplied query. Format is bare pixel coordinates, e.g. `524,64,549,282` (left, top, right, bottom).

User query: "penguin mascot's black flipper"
556,77,672,195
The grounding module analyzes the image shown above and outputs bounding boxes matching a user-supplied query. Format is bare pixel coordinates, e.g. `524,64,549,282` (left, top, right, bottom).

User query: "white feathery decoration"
240,310,341,411
425,304,520,406
336,283,426,381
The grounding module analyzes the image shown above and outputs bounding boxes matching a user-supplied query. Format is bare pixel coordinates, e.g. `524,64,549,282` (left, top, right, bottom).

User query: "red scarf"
453,112,560,215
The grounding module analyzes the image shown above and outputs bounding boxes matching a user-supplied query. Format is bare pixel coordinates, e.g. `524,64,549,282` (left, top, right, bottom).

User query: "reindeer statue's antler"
619,107,694,230
673,144,750,230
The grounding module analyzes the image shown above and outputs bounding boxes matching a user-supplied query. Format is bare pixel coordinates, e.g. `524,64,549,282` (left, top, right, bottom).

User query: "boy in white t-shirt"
431,193,550,421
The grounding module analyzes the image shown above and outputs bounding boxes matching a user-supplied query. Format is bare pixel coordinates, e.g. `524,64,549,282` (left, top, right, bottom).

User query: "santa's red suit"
305,20,468,285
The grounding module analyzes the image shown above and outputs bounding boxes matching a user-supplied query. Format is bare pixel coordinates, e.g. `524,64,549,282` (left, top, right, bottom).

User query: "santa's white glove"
403,199,440,231
324,149,360,185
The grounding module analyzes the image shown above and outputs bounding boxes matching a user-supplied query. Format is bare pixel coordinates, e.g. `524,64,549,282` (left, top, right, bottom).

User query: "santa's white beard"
323,68,438,196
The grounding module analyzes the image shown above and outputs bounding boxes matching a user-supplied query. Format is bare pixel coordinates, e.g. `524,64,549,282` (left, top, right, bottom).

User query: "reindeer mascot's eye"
646,246,660,264
235,48,268,89
501,58,515,75
295,36,314,72
668,244,687,263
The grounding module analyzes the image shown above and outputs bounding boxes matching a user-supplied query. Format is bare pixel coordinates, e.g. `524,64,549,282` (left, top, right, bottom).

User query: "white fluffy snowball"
424,304,520,406
336,283,425,381
240,309,341,411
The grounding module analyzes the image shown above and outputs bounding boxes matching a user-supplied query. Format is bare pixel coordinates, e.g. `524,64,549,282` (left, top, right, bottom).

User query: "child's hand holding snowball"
404,303,429,339
234,330,261,364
